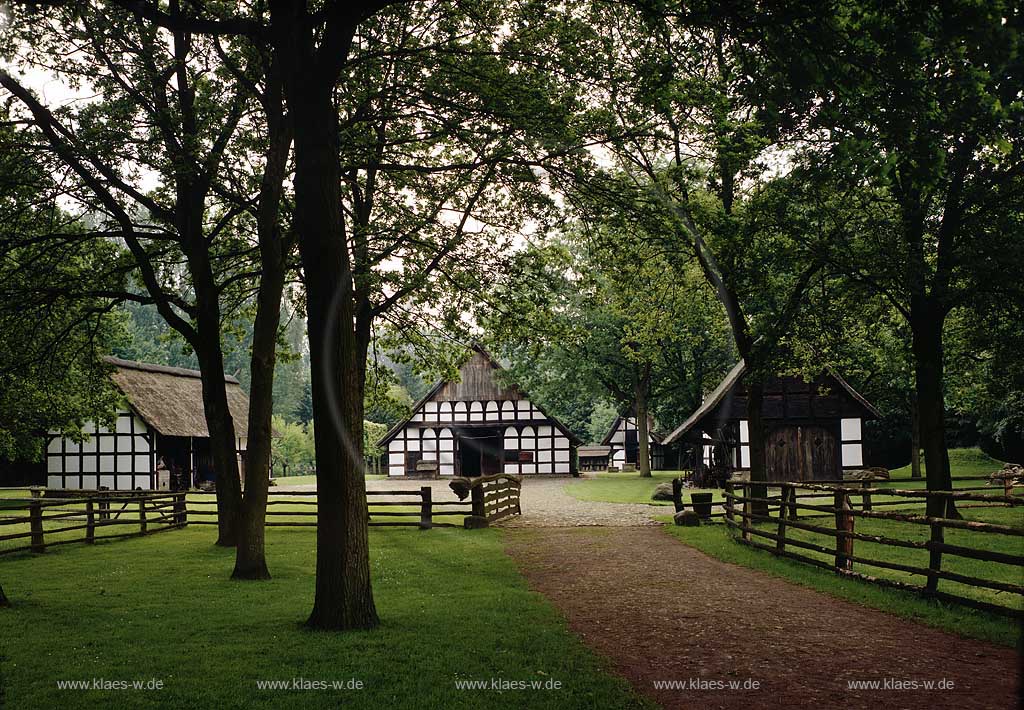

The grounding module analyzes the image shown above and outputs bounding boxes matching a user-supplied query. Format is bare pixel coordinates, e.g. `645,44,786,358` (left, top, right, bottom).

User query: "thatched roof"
104,356,250,439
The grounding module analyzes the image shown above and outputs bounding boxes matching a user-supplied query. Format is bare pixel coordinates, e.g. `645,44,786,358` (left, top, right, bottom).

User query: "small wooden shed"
44,357,251,491
662,362,880,482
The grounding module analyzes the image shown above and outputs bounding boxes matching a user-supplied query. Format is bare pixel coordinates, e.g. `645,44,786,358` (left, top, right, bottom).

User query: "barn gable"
379,347,580,477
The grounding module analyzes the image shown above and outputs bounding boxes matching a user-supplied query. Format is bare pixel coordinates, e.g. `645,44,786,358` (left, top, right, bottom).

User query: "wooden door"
766,424,838,481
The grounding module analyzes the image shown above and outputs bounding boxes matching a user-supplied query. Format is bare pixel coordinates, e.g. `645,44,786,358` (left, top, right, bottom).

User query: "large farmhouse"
662,362,880,481
379,347,580,477
44,357,251,491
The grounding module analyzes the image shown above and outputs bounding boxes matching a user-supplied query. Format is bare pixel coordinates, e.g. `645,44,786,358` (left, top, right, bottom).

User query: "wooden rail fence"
723,479,1024,618
185,488,474,530
0,479,520,557
0,491,186,556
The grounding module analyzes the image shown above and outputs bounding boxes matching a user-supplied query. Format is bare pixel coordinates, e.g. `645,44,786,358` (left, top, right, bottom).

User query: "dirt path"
504,526,1020,710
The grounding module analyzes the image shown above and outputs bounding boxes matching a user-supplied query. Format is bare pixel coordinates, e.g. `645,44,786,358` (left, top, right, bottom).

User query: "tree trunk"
910,300,957,518
746,378,768,516
232,67,291,581
193,308,243,547
910,392,922,479
0,583,9,607
289,79,378,630
636,377,652,478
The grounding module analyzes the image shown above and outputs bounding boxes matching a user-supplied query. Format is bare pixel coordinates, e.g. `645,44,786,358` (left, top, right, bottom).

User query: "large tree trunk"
911,301,958,518
636,376,652,478
232,68,291,581
910,392,922,479
192,295,243,547
746,378,768,516
289,79,378,630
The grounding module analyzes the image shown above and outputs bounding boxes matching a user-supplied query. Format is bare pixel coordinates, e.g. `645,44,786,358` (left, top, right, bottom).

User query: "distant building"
662,362,880,481
378,346,580,477
577,445,611,472
44,357,251,491
601,412,671,470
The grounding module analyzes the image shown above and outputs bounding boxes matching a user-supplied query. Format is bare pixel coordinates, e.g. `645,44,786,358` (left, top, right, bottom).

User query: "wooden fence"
723,479,1024,618
0,491,186,556
186,488,473,529
0,480,514,556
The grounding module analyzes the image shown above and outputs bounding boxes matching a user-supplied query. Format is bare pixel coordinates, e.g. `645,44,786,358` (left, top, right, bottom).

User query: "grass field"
660,494,1023,648
0,525,649,709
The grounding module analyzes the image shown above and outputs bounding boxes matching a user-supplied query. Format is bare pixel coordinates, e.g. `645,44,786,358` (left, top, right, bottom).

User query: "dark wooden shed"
662,362,881,482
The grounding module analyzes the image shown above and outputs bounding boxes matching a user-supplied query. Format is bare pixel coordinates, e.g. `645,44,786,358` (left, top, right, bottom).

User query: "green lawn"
564,470,727,507
0,525,649,709
660,504,1023,648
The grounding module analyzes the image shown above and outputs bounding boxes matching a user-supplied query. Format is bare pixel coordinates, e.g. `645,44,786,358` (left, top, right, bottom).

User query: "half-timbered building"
378,347,580,477
662,361,880,481
601,412,669,470
44,357,251,491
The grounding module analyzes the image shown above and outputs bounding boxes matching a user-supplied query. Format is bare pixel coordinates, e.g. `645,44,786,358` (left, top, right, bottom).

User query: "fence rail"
0,491,187,556
0,479,515,557
722,479,1024,618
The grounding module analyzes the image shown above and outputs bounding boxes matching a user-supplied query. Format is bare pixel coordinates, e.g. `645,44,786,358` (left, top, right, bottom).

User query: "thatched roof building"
44,357,251,491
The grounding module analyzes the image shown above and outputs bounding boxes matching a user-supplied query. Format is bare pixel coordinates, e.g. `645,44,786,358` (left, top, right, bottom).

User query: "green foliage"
486,223,734,437
270,416,316,476
0,119,125,460
586,401,619,445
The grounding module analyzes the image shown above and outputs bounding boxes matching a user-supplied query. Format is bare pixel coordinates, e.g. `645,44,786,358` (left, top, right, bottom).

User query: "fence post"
29,499,45,553
776,486,790,553
926,521,943,593
741,485,751,542
86,499,95,544
138,497,147,534
724,480,734,524
671,477,684,513
419,486,433,530
1005,477,1013,507
861,479,873,511
174,492,188,526
465,483,489,529
834,490,854,570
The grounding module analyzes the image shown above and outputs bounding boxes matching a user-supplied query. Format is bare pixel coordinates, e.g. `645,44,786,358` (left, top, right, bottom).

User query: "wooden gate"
766,423,838,481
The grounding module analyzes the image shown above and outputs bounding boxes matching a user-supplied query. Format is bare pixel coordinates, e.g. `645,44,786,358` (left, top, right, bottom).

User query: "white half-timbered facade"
601,413,666,470
378,347,580,477
45,357,251,491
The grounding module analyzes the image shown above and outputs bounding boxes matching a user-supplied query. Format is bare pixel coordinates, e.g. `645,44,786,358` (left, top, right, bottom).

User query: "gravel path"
276,475,662,527
505,526,1020,710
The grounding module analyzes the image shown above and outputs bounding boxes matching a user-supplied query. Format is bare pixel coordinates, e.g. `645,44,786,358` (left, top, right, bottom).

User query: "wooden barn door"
766,424,838,481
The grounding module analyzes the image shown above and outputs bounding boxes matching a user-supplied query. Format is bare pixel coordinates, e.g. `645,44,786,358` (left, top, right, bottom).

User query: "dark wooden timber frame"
45,411,155,491
664,363,880,482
